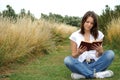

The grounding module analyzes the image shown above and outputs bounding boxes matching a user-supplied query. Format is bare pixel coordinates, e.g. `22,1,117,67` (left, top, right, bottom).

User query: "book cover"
79,41,102,51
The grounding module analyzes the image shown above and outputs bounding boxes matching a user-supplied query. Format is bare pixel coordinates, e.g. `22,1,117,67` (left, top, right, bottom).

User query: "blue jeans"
64,50,115,78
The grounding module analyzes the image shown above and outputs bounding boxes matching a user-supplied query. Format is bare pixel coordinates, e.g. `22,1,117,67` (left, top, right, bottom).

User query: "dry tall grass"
0,17,77,66
106,17,120,50
49,22,77,44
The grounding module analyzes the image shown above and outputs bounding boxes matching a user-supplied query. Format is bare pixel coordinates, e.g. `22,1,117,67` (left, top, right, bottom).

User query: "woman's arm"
70,40,87,58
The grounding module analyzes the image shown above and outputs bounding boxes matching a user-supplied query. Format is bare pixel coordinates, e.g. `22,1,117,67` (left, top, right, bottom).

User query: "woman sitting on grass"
64,11,115,79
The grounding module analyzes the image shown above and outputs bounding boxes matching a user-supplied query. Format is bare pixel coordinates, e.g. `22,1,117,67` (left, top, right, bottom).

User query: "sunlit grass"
105,17,120,50
49,22,77,44
0,17,77,67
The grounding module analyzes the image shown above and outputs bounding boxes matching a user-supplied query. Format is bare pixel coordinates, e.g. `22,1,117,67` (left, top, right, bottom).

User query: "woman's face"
84,16,94,31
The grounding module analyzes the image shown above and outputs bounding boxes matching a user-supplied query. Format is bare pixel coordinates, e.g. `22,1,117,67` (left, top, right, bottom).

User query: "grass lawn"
1,39,120,80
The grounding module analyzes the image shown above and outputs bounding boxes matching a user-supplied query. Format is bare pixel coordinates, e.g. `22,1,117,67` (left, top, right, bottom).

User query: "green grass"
1,39,120,80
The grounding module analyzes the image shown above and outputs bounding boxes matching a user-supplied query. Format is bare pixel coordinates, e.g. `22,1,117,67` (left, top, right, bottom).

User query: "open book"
79,41,102,51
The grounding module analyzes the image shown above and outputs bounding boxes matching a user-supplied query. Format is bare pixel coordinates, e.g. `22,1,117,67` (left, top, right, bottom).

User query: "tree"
41,13,48,20
2,5,17,19
18,9,35,21
114,5,120,18
19,9,26,18
27,10,35,21
98,5,111,33
0,12,2,16
40,13,81,27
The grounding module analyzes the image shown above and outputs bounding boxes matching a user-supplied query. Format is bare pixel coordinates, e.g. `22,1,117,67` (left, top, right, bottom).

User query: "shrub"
105,17,120,50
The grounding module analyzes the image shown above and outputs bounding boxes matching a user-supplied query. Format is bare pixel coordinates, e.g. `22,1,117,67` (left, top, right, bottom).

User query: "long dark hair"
80,11,98,39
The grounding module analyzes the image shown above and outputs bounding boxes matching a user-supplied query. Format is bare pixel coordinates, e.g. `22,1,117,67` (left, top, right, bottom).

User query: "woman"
64,11,114,79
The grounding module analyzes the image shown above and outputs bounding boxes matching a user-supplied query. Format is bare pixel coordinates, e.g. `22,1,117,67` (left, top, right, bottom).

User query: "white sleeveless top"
69,30,104,62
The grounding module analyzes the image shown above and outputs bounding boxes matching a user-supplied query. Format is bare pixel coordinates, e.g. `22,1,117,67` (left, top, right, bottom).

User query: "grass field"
1,39,120,80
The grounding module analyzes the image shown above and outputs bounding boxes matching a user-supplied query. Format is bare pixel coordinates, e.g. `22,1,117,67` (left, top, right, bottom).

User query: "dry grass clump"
0,17,77,66
106,17,120,50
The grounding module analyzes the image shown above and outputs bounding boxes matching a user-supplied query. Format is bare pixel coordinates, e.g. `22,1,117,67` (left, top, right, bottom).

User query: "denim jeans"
64,50,115,78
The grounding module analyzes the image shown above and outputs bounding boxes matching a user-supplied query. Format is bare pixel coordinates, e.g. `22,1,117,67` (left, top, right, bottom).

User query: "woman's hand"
71,40,87,58
92,43,104,57
77,46,87,54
